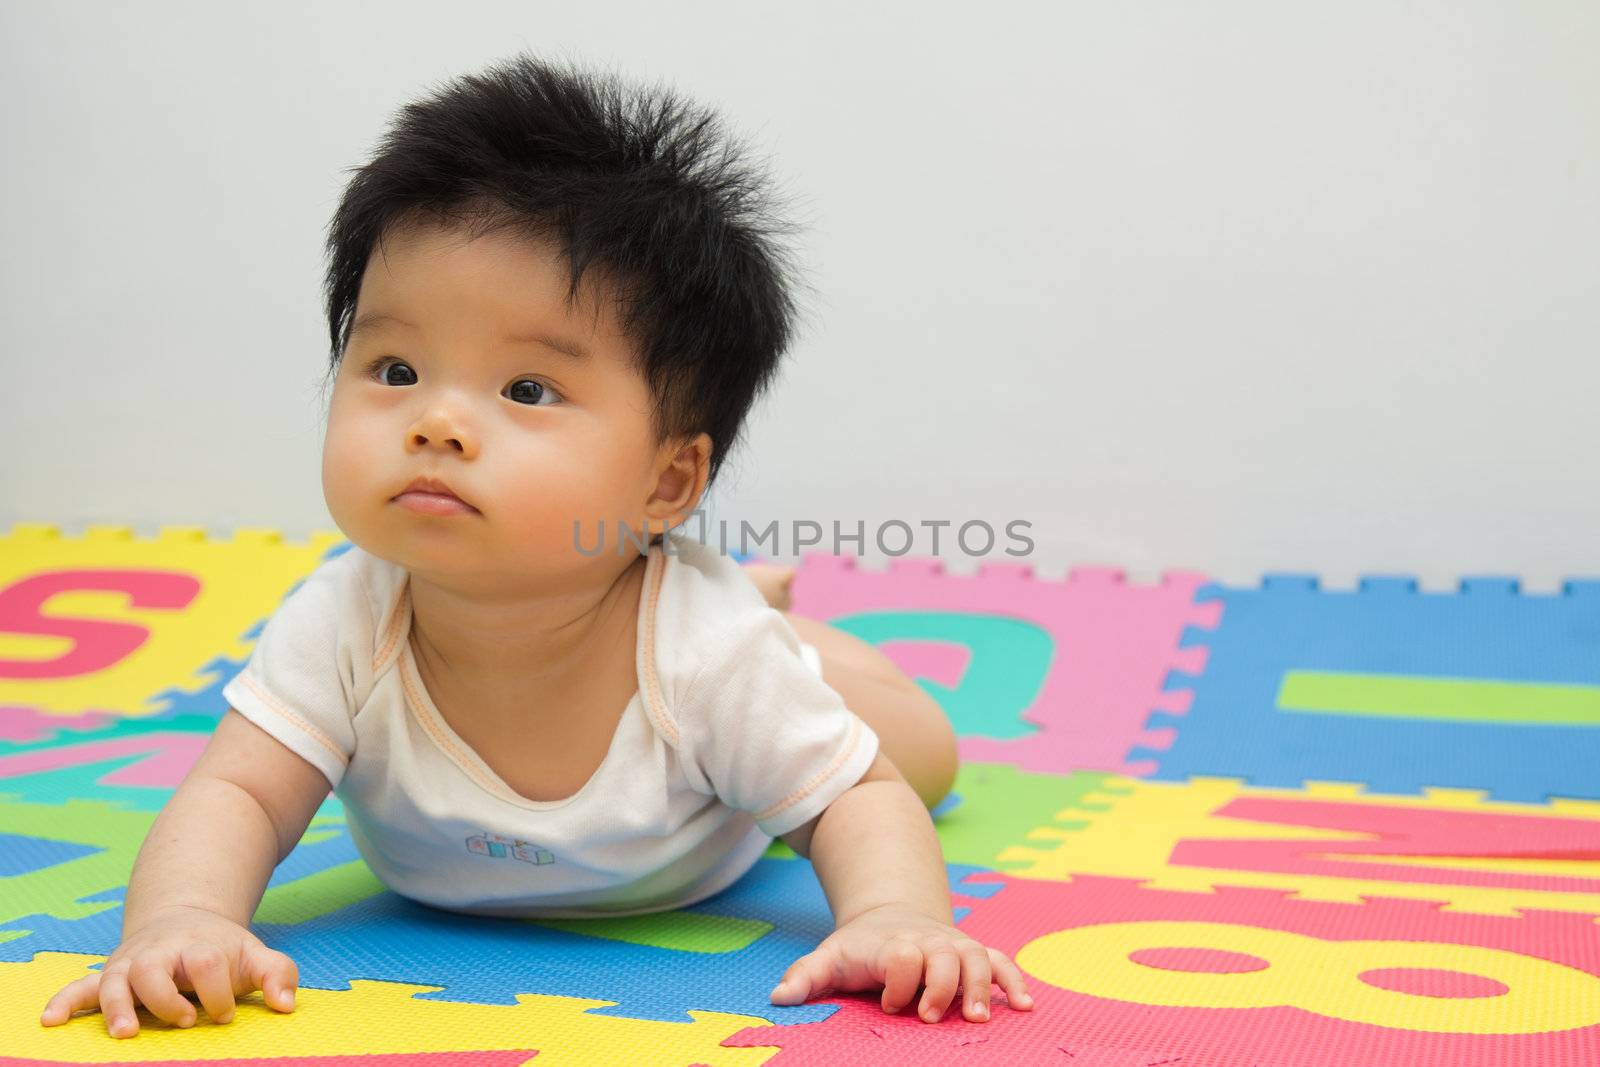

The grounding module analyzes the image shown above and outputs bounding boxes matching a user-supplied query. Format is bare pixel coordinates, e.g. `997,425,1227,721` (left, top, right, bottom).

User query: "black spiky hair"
319,50,814,496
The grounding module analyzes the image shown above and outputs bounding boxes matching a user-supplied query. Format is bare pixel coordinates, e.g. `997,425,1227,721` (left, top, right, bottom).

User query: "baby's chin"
377,524,627,578
336,494,643,568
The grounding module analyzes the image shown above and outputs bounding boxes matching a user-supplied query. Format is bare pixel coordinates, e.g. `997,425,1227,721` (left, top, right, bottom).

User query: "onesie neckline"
393,542,667,812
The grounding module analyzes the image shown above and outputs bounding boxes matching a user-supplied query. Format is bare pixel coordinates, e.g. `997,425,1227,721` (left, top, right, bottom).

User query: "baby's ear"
649,432,713,520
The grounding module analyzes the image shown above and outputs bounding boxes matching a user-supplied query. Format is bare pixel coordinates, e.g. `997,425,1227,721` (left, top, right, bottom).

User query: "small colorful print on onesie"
465,831,556,865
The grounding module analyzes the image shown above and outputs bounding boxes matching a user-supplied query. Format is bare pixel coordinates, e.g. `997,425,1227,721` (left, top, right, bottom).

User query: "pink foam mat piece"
789,553,1222,776
0,706,113,744
1172,793,1600,893
722,871,1600,1066
0,732,206,788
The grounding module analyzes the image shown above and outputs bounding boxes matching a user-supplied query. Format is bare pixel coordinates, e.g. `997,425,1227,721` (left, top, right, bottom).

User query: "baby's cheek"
321,442,365,526
521,460,641,550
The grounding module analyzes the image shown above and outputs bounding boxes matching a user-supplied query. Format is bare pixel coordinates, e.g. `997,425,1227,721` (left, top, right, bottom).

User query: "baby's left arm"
768,752,1036,1025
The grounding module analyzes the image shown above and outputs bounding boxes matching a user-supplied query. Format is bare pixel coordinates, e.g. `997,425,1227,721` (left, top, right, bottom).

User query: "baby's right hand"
38,903,299,1038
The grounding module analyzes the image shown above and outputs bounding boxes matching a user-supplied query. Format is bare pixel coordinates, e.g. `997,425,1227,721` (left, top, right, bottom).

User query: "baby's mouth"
392,490,481,516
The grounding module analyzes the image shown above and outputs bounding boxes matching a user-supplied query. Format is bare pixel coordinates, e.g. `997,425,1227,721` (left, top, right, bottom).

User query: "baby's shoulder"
645,534,787,710
262,543,404,672
301,543,402,626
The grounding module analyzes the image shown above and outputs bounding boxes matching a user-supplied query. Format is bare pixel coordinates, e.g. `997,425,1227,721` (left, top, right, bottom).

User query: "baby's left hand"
768,904,1035,1023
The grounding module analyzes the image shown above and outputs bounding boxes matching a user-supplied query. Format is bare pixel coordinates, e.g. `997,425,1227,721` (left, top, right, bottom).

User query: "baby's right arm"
39,707,333,1038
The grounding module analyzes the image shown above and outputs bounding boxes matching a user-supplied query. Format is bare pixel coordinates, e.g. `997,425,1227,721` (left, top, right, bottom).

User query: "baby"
39,52,1034,1039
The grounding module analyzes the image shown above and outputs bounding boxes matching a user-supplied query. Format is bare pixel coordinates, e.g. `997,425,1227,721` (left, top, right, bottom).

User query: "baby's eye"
361,358,561,406
364,356,417,386
506,378,562,407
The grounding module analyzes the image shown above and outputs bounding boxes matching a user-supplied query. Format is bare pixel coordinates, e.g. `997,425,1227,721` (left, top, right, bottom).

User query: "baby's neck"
406,552,648,692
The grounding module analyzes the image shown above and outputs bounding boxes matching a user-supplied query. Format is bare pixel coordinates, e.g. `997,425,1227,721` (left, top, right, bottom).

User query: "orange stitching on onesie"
239,673,350,768
640,546,678,746
373,583,408,673
755,714,863,823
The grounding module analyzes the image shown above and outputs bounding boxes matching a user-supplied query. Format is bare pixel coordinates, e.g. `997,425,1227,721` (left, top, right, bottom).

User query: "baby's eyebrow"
500,328,589,361
350,311,590,362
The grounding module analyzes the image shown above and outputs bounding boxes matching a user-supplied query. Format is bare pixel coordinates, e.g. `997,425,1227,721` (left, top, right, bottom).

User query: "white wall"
3,1,1595,590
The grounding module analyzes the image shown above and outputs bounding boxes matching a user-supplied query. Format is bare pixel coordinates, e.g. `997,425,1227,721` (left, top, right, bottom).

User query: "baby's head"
317,52,809,586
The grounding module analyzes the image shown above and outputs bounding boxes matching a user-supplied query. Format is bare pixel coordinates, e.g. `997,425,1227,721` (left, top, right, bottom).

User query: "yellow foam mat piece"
7,952,780,1064
999,775,1600,917
0,524,347,717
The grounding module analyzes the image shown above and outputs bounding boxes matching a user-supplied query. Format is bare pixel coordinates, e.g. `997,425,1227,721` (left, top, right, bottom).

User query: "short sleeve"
676,607,881,837
219,553,362,792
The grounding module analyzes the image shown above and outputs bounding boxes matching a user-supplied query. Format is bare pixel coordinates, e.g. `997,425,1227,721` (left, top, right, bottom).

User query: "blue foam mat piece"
0,815,1004,1025
1127,575,1600,802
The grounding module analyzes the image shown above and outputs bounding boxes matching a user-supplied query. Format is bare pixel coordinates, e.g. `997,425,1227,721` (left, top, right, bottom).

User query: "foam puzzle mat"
2,523,1598,1064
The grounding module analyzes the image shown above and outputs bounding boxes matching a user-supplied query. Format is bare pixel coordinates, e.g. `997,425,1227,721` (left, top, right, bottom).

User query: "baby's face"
322,219,686,587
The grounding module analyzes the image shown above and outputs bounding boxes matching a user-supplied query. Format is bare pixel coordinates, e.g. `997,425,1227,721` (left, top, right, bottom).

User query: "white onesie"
220,530,880,918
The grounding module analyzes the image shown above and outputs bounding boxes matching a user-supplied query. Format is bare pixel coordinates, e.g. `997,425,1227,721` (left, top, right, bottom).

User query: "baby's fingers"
878,940,924,1015
97,968,142,1038
39,972,101,1027
956,942,993,1022
128,950,197,1029
243,942,299,1013
770,947,839,1005
987,947,1035,1010
179,943,237,1024
917,945,961,1023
